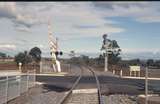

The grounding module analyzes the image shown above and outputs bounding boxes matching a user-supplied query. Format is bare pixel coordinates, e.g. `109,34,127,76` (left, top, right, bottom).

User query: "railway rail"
59,65,104,104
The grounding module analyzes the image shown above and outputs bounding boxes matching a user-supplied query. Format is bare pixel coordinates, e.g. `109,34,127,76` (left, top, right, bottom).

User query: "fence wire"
0,70,36,104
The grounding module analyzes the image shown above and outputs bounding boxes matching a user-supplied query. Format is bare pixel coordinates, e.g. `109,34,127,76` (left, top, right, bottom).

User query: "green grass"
0,61,16,64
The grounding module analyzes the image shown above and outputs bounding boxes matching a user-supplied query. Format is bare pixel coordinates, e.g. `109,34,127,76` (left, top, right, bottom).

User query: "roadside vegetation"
1,40,160,72
66,38,160,70
14,47,42,66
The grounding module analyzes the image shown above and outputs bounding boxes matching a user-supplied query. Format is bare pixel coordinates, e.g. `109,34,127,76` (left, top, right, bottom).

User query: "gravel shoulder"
103,94,137,104
7,84,68,104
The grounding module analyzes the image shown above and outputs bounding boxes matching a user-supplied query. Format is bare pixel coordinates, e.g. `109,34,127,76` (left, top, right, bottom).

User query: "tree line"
0,52,11,58
14,47,42,66
67,38,160,69
68,55,160,69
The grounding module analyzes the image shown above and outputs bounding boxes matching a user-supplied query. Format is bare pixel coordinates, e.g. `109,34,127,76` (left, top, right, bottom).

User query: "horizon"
1,51,160,61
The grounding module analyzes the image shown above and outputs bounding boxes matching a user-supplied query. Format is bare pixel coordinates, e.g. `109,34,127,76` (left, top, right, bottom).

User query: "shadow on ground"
42,84,70,93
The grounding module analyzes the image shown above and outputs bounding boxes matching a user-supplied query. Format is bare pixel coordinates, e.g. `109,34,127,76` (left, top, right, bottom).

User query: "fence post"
18,75,21,96
120,70,123,77
34,69,36,86
70,64,71,73
18,62,22,73
27,71,29,90
139,71,141,77
40,61,42,73
129,71,132,77
5,75,8,104
145,67,148,104
134,71,136,77
112,70,115,75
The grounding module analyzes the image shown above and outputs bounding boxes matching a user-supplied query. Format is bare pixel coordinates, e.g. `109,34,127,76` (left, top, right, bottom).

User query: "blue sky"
0,2,160,59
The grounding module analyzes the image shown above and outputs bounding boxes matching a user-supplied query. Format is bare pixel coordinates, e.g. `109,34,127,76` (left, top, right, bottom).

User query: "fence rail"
0,70,36,104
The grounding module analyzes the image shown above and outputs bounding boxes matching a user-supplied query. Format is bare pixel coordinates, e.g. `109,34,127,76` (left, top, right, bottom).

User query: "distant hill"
121,52,160,60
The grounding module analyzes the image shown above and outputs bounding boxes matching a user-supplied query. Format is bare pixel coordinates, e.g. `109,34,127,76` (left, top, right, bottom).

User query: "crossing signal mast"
101,34,121,71
101,34,111,71
48,20,63,72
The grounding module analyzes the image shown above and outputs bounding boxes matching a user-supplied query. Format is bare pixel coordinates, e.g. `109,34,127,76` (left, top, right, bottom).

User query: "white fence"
40,60,71,73
0,70,36,104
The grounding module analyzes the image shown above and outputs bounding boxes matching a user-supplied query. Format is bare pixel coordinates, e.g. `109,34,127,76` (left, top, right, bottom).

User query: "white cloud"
0,2,42,31
1,2,160,36
37,2,125,39
15,26,30,33
0,44,16,50
94,2,160,23
0,2,125,38
36,44,44,48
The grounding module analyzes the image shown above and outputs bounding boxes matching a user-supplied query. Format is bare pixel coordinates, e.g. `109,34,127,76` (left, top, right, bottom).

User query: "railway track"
59,65,104,104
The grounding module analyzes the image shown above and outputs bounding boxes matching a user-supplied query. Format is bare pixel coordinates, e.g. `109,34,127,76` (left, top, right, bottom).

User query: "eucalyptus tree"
101,34,121,67
29,47,42,63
